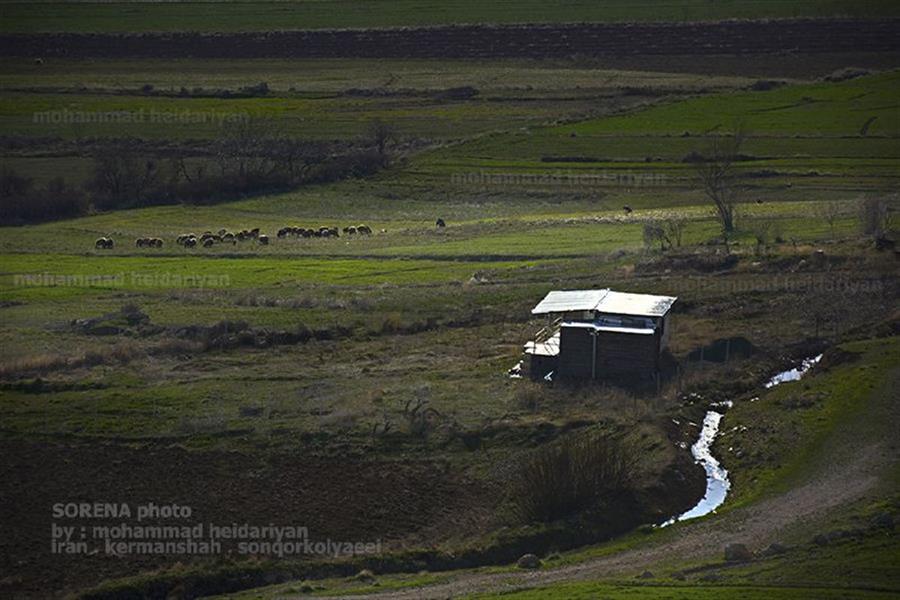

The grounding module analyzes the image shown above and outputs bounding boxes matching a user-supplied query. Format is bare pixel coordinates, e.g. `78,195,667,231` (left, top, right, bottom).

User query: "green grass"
0,253,534,300
469,583,899,599
0,58,751,94
3,1,898,33
717,336,900,508
422,71,900,175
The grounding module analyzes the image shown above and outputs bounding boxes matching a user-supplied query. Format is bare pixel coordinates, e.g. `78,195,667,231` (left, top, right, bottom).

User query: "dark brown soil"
2,19,898,60
0,440,489,598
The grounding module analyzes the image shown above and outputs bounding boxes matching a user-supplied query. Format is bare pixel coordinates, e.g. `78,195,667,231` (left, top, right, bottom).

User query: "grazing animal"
345,226,357,235
150,238,163,248
184,237,197,248
277,227,289,238
34,58,44,66
202,238,215,248
436,218,446,227
357,224,372,235
249,227,260,239
623,206,633,214
259,234,270,245
136,238,147,248
95,237,113,249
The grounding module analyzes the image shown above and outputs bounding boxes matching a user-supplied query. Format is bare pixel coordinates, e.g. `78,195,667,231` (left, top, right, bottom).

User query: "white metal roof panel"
595,291,676,317
531,289,610,315
532,288,676,317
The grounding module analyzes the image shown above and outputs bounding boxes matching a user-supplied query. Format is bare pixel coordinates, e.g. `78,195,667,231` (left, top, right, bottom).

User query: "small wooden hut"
524,289,676,381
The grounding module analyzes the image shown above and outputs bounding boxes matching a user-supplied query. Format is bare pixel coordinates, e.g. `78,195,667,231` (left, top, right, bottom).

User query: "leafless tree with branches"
694,124,746,233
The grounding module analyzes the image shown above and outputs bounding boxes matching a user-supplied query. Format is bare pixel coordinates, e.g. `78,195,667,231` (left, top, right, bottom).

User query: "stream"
661,353,824,526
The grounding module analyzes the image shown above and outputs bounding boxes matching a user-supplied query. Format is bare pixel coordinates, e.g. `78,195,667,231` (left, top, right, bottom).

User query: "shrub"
858,196,891,237
511,430,637,523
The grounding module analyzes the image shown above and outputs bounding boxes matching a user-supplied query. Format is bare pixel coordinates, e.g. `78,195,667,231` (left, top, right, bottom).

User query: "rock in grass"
516,553,541,569
352,569,376,583
724,543,753,562
872,512,894,530
762,542,788,556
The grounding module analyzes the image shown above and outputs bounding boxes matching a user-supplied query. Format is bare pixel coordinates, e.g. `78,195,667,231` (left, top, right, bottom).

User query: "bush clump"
512,430,637,523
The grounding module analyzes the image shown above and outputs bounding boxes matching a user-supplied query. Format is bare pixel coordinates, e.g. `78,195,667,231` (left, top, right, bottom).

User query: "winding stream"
661,354,823,526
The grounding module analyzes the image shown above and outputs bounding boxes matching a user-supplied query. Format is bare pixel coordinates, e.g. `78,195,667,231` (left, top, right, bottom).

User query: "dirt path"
325,362,899,599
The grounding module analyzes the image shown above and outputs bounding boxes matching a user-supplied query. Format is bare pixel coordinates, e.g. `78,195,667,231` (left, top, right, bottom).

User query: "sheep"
277,227,289,238
436,218,446,227
357,224,372,235
249,227,260,239
183,237,197,248
344,226,357,235
259,234,270,245
202,238,215,248
222,232,235,243
150,238,163,248
217,228,227,236
136,238,147,248
623,206,633,214
95,237,113,249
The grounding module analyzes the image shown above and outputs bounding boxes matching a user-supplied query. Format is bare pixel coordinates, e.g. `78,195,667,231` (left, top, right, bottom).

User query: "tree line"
1,119,396,225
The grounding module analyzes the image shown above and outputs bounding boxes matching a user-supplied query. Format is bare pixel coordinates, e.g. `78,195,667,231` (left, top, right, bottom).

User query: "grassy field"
3,0,899,33
0,17,898,599
419,70,900,188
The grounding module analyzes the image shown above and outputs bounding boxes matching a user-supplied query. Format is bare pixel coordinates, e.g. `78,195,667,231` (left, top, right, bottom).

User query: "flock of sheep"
277,224,373,238
93,223,386,250
176,228,270,248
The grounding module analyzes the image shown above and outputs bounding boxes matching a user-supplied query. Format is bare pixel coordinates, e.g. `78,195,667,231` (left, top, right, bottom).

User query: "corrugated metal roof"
531,289,610,314
532,288,676,317
595,291,676,317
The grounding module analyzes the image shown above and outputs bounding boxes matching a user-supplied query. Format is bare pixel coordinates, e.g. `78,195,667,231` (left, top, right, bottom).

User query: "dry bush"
511,429,637,523
0,354,68,379
176,414,228,435
318,409,359,431
0,343,145,379
858,196,892,237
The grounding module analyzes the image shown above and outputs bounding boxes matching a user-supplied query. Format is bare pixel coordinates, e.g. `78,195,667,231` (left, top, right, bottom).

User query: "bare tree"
750,218,773,255
89,145,160,209
818,199,844,239
694,125,746,233
663,216,687,248
214,118,279,180
642,221,668,251
368,119,397,167
858,196,893,238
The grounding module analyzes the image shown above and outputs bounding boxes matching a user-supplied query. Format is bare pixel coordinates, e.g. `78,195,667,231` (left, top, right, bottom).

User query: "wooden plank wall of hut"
595,330,659,374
